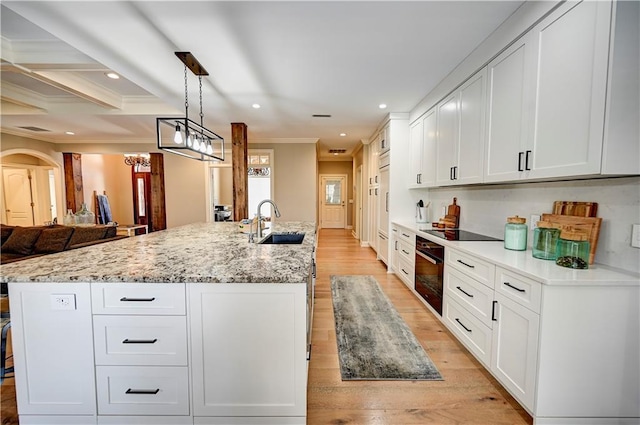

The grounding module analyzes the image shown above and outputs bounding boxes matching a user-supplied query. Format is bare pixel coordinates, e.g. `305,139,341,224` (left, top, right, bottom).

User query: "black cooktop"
421,229,502,242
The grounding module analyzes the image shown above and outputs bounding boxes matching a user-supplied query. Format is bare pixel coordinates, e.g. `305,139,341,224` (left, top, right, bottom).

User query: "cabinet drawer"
93,316,188,366
92,283,186,315
96,366,189,416
443,298,492,368
398,239,414,265
398,228,415,245
397,256,415,288
495,267,542,314
446,249,495,289
444,267,495,328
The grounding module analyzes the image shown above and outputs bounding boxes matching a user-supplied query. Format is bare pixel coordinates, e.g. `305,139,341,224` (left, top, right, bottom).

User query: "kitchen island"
1,221,316,425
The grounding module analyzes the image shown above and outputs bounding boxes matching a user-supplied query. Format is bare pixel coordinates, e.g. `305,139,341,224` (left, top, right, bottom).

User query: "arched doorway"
0,149,64,226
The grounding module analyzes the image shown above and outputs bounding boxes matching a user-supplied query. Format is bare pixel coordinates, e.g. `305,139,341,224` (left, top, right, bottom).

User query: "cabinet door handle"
126,388,160,395
525,150,532,171
450,167,454,180
453,166,458,180
456,286,474,298
518,151,524,171
503,282,526,293
385,192,389,212
456,259,475,269
395,241,398,250
375,188,378,196
492,300,498,321
120,297,156,302
122,338,158,344
455,318,472,333
375,176,378,183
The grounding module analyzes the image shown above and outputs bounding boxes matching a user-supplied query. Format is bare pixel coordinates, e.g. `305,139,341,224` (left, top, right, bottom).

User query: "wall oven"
415,235,444,315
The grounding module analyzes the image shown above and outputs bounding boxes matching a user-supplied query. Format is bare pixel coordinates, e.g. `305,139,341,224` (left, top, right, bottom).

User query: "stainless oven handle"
416,250,440,265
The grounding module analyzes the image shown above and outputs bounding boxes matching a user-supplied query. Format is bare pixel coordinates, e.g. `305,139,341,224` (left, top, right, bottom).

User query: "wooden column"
149,153,167,232
63,153,84,212
231,122,248,221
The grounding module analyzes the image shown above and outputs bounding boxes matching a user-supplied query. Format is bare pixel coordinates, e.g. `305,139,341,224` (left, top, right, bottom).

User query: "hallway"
307,228,532,424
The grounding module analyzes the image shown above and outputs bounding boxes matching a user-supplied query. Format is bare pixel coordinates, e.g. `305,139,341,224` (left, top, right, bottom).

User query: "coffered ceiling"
1,1,523,160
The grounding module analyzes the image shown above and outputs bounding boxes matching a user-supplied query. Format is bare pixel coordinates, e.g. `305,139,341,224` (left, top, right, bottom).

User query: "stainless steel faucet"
255,199,281,239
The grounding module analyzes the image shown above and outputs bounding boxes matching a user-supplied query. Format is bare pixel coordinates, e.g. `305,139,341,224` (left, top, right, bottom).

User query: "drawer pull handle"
455,318,472,333
126,388,160,395
401,268,409,276
503,282,525,293
122,339,158,344
492,300,498,321
402,249,410,255
402,233,410,238
457,259,475,269
456,286,474,298
120,297,156,302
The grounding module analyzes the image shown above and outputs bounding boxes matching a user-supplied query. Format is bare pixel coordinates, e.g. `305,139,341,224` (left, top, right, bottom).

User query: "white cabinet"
377,154,390,265
189,283,307,421
9,283,97,418
379,124,390,153
435,70,486,186
486,0,614,183
409,108,437,188
390,226,399,272
394,226,415,290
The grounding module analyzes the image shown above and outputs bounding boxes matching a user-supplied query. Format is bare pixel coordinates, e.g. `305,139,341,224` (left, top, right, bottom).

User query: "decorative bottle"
504,216,527,251
74,203,96,226
63,209,76,226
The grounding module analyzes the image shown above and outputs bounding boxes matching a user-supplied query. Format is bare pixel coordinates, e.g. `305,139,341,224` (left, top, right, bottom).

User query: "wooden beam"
63,152,83,212
149,153,167,232
231,123,248,221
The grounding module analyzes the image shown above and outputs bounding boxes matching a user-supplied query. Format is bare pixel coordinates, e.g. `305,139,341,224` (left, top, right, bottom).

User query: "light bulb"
206,144,213,155
200,142,207,153
187,134,193,148
174,124,183,144
193,135,200,151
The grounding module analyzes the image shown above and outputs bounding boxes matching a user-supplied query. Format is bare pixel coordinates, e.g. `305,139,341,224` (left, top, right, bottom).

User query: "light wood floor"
0,229,533,425
307,228,533,424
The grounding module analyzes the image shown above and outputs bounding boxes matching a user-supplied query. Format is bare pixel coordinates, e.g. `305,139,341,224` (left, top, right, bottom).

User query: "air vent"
329,149,346,154
18,126,51,132
312,114,332,118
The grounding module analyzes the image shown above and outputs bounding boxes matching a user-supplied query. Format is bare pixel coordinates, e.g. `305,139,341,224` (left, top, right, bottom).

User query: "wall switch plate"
632,224,640,248
51,294,76,310
531,214,541,230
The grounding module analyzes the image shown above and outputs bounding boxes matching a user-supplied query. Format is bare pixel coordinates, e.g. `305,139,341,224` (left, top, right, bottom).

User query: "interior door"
2,168,35,226
320,176,345,229
132,172,152,232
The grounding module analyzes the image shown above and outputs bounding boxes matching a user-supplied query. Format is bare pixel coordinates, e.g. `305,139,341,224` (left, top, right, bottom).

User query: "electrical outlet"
50,294,76,311
632,224,640,248
531,214,541,230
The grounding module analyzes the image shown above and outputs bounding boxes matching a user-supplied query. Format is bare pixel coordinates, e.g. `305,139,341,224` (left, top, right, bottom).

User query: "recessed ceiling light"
252,103,261,109
105,72,120,79
339,133,346,137
378,103,387,109
65,131,75,135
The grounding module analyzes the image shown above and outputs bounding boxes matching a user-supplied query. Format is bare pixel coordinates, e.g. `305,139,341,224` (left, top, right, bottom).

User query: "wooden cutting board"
541,213,602,264
553,201,598,217
447,197,460,228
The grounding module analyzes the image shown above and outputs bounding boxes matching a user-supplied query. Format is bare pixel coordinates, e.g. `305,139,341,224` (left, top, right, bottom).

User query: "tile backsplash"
410,176,640,274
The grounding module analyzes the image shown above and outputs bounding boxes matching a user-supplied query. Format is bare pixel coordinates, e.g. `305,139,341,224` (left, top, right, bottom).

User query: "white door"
320,175,346,229
2,168,35,226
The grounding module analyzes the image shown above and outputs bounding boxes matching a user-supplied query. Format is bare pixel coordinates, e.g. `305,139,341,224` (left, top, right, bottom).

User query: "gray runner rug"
331,275,443,381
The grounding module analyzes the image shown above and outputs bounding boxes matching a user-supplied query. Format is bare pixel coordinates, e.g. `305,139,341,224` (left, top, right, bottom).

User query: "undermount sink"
258,232,305,244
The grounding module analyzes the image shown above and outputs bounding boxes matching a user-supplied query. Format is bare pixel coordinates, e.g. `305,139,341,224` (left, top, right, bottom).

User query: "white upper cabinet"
485,0,613,183
436,70,486,186
379,125,390,153
408,108,437,188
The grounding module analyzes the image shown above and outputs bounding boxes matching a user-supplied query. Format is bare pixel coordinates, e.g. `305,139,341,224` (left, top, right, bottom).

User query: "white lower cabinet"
189,283,307,422
443,250,540,413
490,292,540,411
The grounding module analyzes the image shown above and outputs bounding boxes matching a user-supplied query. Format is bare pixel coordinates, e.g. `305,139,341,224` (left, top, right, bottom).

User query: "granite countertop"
0,221,316,284
393,220,640,286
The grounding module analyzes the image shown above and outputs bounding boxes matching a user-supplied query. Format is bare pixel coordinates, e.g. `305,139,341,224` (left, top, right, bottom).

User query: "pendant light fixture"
156,52,224,161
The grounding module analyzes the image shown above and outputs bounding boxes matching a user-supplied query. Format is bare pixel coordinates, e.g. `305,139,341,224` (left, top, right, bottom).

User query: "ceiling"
0,1,524,161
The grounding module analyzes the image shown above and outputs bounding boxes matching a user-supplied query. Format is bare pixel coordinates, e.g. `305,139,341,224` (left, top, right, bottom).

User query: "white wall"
411,177,640,274
81,154,133,224
163,152,208,228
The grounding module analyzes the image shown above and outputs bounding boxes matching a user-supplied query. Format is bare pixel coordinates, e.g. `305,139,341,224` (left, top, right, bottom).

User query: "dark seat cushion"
1,226,43,255
67,226,107,248
0,225,15,246
34,227,75,254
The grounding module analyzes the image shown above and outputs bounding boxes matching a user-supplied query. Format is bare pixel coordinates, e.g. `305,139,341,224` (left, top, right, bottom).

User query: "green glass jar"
555,229,590,269
504,216,527,251
532,221,560,260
